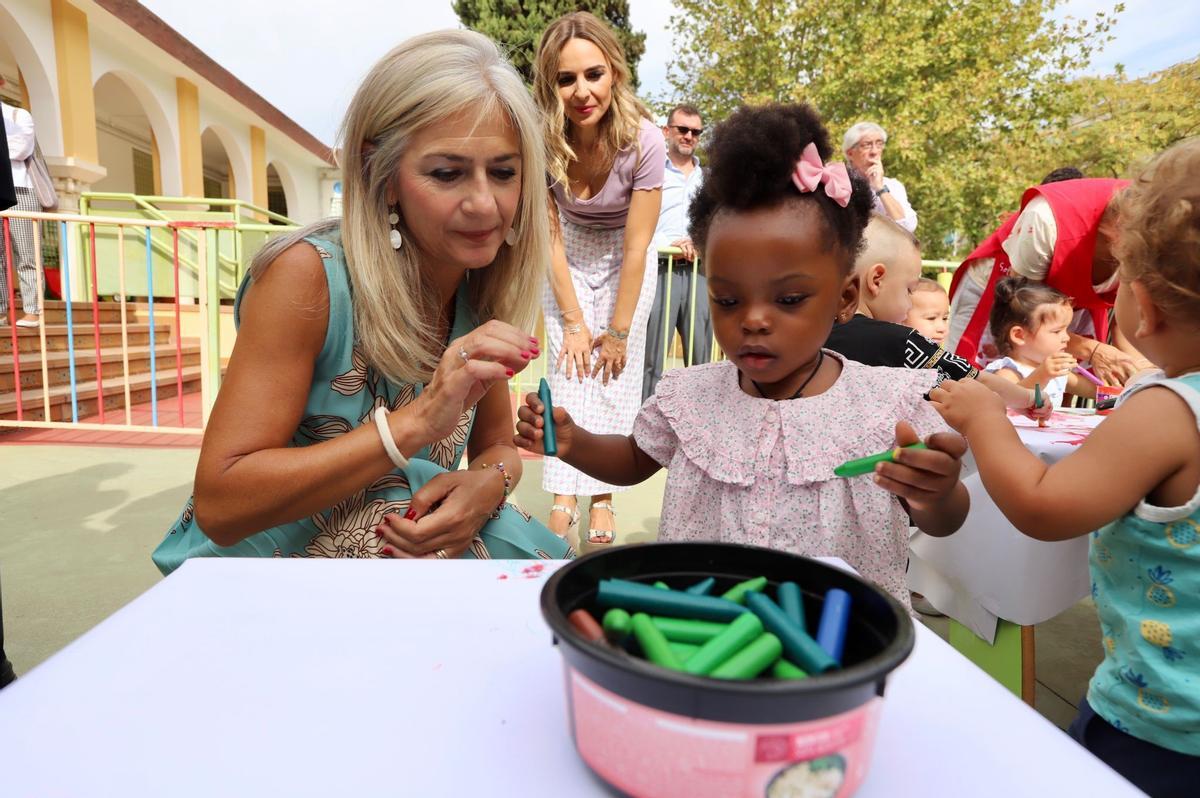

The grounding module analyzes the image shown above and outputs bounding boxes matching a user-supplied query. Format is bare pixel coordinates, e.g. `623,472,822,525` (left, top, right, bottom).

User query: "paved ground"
0,442,1100,730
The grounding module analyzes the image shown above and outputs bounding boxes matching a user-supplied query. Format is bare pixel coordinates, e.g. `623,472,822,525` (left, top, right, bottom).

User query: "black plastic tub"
540,542,914,798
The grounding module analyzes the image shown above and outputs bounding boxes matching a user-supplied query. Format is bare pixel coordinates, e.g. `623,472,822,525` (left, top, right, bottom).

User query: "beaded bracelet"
480,461,512,519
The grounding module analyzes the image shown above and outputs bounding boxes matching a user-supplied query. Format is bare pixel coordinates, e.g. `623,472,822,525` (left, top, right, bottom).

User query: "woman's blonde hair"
250,30,549,385
533,11,651,189
1114,137,1200,324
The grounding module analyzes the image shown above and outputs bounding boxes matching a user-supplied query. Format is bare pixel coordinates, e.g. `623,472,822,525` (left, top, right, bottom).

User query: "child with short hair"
931,138,1200,793
984,276,1097,408
515,104,969,607
904,278,950,344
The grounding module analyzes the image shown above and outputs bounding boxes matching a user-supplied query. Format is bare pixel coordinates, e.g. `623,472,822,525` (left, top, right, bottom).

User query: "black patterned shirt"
825,314,979,385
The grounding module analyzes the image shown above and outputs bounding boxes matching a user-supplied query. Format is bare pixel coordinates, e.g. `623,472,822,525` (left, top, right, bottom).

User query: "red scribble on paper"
522,563,546,579
497,573,509,580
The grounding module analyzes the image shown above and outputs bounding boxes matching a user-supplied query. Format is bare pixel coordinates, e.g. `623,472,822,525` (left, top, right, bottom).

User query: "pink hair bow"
791,142,852,207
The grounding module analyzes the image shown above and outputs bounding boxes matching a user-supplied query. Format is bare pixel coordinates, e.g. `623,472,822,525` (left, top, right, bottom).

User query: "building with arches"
2,0,339,222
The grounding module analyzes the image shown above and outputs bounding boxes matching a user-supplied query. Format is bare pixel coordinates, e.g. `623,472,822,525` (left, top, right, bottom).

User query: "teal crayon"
538,377,557,456
778,581,806,633
746,591,838,674
684,577,716,596
595,578,749,622
711,633,783,680
834,442,928,478
1034,382,1047,428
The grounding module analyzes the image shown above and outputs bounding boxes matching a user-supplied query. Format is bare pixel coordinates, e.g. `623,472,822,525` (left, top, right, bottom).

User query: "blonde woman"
534,11,664,547
153,30,572,571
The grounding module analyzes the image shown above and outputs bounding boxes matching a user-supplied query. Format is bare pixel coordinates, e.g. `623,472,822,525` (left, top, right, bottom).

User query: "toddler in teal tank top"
930,139,1200,794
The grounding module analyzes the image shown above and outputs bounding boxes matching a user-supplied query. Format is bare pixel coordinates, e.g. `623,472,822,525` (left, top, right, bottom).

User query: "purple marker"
1074,366,1104,387
816,588,851,664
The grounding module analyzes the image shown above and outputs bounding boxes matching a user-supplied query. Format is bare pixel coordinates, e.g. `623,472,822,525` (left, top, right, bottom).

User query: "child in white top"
983,276,1096,407
515,104,970,606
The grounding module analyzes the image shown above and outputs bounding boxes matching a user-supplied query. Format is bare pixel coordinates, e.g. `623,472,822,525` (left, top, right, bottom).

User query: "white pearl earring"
388,209,402,250
504,227,518,246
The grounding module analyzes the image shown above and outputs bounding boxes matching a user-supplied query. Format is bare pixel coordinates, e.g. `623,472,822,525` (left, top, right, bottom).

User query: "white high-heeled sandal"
550,503,580,541
587,501,616,545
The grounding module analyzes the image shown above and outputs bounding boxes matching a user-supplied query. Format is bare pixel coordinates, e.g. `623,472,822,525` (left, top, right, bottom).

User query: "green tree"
666,0,1123,256
453,0,646,87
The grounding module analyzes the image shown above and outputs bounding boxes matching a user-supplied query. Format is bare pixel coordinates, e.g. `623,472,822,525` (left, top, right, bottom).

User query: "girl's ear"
1010,324,1028,349
838,271,861,322
1130,280,1162,339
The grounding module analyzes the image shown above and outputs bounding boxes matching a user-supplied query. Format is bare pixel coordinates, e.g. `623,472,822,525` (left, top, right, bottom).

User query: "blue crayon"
596,578,749,623
816,589,852,664
778,581,806,633
538,378,557,456
745,591,838,674
685,577,716,596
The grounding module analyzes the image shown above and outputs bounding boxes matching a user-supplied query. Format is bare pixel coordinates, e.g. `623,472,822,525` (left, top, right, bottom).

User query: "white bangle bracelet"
374,406,409,470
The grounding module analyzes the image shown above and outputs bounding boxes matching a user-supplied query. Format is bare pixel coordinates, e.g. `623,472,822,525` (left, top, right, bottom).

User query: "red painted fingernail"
521,351,531,359
505,368,515,377
374,528,384,537
529,336,538,343
381,546,394,556
405,508,417,521
531,348,540,356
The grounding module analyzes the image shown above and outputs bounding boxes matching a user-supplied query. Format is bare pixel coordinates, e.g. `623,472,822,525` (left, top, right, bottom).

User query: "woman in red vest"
946,178,1145,385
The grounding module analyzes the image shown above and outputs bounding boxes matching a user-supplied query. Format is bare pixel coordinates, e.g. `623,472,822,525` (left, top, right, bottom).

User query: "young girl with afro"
515,104,969,607
933,138,1200,794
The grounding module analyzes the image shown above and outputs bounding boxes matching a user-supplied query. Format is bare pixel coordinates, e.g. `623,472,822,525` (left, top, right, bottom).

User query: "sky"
140,0,1200,147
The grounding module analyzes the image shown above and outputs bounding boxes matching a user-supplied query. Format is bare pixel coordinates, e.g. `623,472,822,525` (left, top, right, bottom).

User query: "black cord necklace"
748,350,825,401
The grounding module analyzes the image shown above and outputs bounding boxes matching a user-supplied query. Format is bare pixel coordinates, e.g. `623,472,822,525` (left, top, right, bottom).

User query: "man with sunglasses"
644,104,712,401
844,121,917,233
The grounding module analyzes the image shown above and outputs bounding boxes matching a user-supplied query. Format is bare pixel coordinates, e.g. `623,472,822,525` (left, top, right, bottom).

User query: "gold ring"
435,548,448,559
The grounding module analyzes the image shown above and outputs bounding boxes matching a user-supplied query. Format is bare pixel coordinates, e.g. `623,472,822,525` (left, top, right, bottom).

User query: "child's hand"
871,422,967,512
514,391,577,458
1032,352,1077,383
929,378,1006,435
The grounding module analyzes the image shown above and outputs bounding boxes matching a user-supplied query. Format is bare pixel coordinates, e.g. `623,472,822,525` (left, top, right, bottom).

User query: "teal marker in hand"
538,377,557,457
834,442,928,478
1034,382,1046,428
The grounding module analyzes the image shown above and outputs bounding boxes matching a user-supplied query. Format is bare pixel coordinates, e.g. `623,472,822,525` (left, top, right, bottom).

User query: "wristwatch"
876,186,891,197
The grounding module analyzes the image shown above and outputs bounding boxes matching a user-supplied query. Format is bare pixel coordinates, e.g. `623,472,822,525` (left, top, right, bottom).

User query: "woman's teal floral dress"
153,231,573,574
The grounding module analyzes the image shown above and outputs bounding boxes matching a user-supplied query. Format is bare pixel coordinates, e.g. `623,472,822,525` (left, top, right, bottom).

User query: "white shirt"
875,177,917,233
652,154,703,247
984,356,1068,408
3,102,35,190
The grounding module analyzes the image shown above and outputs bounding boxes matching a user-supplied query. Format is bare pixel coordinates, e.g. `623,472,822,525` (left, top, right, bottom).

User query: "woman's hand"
1030,352,1077,385
557,320,593,383
411,321,537,443
591,329,628,385
375,468,505,558
514,391,578,458
1089,341,1137,386
871,421,967,513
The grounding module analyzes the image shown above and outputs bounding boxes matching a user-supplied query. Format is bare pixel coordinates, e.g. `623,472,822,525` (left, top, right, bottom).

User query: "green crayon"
683,612,764,675
602,608,633,643
711,633,783,680
653,581,670,590
771,658,809,680
651,617,729,644
669,642,701,662
834,442,928,478
631,612,683,670
720,576,768,605
538,378,557,456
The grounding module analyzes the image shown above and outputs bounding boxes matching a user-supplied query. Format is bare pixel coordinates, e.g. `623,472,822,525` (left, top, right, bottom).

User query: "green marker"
834,442,928,478
651,617,729,644
602,608,632,643
771,658,809,680
721,576,768,605
683,612,764,675
669,642,701,662
711,633,783,680
1034,382,1047,428
631,612,683,670
538,378,557,457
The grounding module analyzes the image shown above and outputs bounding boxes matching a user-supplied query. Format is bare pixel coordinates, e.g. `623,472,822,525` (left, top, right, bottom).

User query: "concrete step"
38,299,201,326
0,343,202,392
0,365,203,421
0,324,173,354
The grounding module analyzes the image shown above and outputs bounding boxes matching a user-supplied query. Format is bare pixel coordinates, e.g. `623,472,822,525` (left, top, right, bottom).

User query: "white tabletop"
0,558,1139,797
909,410,1105,639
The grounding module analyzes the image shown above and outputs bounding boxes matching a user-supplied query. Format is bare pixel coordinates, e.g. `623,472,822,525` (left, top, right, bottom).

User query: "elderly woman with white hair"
843,121,917,233
152,30,574,570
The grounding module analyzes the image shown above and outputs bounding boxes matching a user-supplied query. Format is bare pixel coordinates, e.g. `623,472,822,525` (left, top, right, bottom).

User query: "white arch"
0,3,63,154
266,159,300,221
201,123,252,205
93,69,182,196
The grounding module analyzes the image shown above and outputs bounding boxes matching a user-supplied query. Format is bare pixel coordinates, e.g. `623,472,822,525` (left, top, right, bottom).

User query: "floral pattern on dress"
297,473,413,559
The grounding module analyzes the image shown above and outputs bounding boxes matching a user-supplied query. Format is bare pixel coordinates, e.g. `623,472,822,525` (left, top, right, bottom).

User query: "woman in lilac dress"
532,12,664,547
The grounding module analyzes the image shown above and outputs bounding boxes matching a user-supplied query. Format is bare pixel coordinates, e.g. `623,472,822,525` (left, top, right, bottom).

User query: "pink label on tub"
569,668,881,798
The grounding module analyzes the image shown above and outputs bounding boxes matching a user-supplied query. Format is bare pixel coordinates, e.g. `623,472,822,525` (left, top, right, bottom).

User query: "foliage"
453,0,646,87
665,0,1137,256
